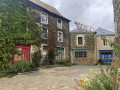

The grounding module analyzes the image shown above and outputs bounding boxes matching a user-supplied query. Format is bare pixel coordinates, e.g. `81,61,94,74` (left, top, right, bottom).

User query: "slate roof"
29,0,70,21
95,28,115,36
70,28,94,34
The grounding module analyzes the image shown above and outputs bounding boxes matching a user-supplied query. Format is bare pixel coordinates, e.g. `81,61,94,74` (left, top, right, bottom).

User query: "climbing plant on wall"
0,0,41,73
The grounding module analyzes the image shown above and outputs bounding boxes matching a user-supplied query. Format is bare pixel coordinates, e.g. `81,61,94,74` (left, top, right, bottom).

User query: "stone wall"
71,33,96,63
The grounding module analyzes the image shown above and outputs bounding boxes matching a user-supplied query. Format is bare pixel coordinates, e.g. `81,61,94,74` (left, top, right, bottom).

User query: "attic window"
41,12,48,24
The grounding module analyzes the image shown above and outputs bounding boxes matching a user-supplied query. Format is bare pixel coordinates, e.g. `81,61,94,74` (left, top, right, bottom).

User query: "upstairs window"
78,37,83,45
103,39,107,46
42,28,48,39
58,31,63,42
41,12,48,24
57,19,62,29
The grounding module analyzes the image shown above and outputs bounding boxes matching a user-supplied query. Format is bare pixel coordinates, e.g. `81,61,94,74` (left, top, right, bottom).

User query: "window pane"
103,39,107,46
78,37,83,45
43,28,47,38
75,52,78,58
42,13,47,23
75,51,87,58
57,20,62,28
14,48,22,61
58,32,63,41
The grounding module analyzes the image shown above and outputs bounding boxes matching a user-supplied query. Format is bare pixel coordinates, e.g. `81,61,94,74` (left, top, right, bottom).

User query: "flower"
74,79,77,81
82,57,87,61
110,69,112,71
77,58,81,61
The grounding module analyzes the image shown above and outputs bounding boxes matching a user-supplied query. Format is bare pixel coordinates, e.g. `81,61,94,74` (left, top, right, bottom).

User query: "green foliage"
75,69,111,90
8,61,32,73
0,0,41,72
48,47,57,65
56,60,75,67
32,50,42,67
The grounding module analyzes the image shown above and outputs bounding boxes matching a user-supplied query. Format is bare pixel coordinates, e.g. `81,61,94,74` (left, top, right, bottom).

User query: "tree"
47,23,57,65
0,0,41,74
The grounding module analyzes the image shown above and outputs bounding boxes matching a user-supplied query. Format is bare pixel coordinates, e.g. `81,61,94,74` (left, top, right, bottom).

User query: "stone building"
14,0,70,63
70,28,96,64
70,27,115,64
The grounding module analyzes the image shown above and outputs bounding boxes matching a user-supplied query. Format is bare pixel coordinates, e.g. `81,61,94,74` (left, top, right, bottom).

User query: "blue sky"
40,0,114,31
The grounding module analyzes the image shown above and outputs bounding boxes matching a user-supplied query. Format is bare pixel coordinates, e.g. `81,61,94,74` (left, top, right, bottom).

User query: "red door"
14,44,30,63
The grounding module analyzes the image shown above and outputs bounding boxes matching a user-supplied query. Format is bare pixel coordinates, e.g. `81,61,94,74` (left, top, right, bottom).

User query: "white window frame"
42,27,48,39
58,31,63,42
103,38,108,46
76,35,84,46
57,19,62,29
41,12,48,24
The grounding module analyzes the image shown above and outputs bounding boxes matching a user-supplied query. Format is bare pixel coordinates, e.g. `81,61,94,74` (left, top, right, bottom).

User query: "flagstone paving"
0,65,98,90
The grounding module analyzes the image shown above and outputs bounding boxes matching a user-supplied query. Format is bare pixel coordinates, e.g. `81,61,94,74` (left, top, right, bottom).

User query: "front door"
14,44,30,62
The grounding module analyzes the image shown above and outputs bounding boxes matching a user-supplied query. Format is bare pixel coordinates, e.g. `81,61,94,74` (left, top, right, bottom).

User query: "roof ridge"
29,0,63,17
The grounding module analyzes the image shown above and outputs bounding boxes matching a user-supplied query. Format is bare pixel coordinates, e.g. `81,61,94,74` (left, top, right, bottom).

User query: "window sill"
58,41,63,42
77,44,84,46
57,27,62,29
41,22,48,25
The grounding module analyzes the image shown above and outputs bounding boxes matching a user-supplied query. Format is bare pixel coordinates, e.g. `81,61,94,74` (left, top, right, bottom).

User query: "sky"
40,0,114,32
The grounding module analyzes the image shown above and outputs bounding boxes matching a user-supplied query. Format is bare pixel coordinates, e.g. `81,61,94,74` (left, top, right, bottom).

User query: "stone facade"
20,0,70,62
70,31,96,63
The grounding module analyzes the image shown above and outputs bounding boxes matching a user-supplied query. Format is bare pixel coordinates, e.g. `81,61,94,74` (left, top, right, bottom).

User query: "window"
58,31,63,42
78,37,83,45
57,19,62,29
103,39,107,46
41,12,48,24
101,52,112,60
42,45,47,57
56,48,64,60
42,28,48,39
75,51,87,58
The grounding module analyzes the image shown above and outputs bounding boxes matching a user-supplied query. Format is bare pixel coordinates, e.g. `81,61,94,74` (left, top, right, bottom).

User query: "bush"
75,69,111,90
8,61,32,73
48,48,56,65
56,60,75,67
32,50,42,67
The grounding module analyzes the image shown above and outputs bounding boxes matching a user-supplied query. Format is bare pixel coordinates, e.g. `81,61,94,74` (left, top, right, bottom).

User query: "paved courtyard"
0,65,98,90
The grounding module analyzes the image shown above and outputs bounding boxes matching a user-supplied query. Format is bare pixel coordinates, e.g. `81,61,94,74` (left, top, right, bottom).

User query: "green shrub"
32,50,42,67
56,60,75,67
8,61,32,73
75,69,111,90
48,48,56,65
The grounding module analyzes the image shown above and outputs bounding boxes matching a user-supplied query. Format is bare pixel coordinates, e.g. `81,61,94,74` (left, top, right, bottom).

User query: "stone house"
70,28,96,64
70,27,115,64
95,28,115,63
14,0,70,63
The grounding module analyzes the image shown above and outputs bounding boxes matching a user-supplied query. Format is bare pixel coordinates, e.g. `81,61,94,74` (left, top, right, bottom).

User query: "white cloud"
40,0,114,31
